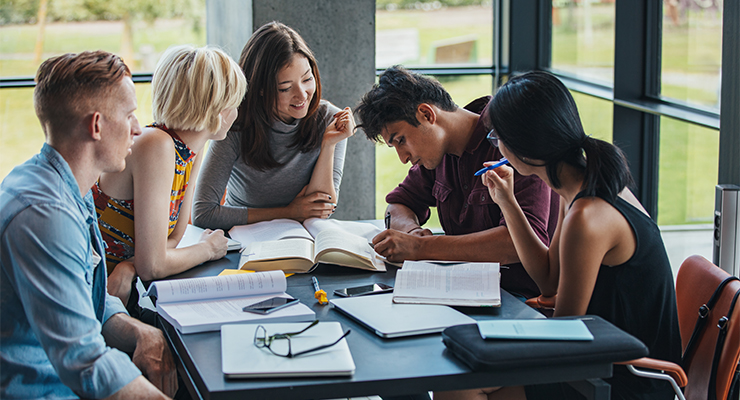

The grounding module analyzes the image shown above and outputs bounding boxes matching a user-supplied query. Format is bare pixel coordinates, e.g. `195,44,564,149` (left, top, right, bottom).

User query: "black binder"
442,315,648,371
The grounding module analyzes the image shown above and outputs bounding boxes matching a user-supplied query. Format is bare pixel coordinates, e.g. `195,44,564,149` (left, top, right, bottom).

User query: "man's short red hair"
34,51,131,136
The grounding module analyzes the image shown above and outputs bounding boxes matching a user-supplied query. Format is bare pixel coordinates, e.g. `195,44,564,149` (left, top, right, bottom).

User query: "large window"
0,0,206,179
373,0,731,238
661,0,723,110
0,84,155,178
658,117,719,226
551,0,615,84
571,91,613,142
376,1,493,68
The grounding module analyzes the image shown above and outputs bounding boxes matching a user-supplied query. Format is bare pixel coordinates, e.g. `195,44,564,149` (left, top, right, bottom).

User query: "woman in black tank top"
435,71,681,400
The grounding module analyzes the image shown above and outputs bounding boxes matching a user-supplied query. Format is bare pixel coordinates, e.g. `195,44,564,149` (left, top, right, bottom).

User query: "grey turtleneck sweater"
192,100,345,230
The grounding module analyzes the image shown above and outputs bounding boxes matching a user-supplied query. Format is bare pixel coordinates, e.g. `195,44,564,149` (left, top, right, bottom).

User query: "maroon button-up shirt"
386,96,559,298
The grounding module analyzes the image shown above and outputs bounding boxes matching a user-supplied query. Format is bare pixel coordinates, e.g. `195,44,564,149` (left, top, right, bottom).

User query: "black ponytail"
488,71,633,203
580,136,634,202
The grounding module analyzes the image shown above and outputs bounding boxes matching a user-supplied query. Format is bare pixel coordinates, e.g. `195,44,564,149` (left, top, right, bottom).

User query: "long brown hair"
235,21,325,171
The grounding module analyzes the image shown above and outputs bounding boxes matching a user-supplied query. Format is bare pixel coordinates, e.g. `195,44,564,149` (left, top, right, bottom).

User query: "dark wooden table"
160,252,638,400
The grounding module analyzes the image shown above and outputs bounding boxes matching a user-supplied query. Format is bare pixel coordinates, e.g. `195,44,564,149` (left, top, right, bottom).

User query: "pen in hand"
312,276,328,305
369,213,392,249
474,157,509,176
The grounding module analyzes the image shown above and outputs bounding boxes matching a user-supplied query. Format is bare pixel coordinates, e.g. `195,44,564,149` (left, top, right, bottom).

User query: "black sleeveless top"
577,192,682,399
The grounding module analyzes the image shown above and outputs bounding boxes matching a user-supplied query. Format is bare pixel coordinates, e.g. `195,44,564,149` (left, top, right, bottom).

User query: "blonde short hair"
152,45,247,133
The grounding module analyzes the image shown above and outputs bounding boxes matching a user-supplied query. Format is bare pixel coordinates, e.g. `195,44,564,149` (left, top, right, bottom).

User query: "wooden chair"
525,255,740,400
524,294,556,310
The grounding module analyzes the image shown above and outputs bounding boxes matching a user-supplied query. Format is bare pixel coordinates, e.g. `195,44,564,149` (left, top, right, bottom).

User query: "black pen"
369,213,392,249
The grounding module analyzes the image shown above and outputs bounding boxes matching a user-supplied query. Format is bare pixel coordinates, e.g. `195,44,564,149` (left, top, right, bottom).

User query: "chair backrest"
676,255,740,400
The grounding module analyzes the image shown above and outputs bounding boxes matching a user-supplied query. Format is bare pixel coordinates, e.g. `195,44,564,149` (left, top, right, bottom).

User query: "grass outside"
376,6,492,65
0,83,154,178
0,19,205,77
1,6,723,226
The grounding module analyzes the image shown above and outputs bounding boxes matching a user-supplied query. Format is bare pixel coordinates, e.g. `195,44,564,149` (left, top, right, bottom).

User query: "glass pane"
661,1,722,109
0,83,154,180
376,1,492,68
375,74,493,227
551,0,615,84
0,2,206,78
571,91,613,142
0,88,42,178
658,116,719,226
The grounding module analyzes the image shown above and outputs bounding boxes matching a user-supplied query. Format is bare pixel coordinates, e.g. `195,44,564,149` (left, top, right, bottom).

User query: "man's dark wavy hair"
356,65,456,143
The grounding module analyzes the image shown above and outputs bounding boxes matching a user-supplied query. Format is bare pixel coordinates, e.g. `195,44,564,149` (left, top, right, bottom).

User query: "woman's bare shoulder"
128,127,177,174
565,193,638,266
564,196,623,238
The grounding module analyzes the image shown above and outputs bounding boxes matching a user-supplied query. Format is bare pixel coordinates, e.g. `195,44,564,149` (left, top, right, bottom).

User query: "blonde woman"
93,45,247,319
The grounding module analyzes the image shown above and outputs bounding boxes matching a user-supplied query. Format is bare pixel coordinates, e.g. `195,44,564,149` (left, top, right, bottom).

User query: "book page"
158,293,315,334
229,219,312,246
394,261,500,304
145,270,286,303
314,229,375,263
241,238,314,263
303,218,383,242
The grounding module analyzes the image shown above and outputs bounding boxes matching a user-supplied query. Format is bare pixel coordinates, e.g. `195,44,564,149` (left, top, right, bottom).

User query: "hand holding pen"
369,213,392,250
474,157,509,176
479,157,516,206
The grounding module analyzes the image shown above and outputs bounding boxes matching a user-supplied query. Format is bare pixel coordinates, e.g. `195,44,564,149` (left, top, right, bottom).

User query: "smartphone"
333,283,394,297
242,297,300,314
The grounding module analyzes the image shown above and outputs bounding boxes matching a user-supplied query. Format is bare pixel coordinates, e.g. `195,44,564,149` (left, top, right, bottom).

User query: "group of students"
0,20,680,400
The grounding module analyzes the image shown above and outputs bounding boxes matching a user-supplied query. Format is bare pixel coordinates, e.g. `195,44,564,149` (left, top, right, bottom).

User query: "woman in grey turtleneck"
193,21,354,231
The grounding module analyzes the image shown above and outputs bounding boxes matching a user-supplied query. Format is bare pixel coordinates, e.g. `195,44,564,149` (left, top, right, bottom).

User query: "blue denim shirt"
1,144,141,399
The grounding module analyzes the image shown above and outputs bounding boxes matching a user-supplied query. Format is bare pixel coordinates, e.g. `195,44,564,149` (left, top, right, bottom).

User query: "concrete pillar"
252,0,377,220
205,0,253,61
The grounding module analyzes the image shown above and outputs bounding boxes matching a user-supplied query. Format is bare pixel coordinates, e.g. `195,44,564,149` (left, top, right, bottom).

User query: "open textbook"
230,218,387,273
178,224,241,251
392,261,501,307
144,270,315,333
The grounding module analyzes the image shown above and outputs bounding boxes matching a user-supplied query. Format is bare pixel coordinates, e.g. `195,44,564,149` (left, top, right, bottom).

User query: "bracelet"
406,226,423,234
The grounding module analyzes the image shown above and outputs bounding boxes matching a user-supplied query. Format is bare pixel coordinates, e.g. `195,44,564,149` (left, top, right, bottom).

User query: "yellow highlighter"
312,276,328,305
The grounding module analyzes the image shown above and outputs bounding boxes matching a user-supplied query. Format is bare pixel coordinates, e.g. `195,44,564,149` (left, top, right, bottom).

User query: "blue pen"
474,158,509,176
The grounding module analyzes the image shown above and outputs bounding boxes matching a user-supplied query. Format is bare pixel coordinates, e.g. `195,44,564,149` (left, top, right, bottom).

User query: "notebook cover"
477,319,594,341
221,321,355,378
330,293,475,338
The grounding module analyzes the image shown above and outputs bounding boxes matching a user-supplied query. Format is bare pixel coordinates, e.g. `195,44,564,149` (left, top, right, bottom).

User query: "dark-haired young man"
1,51,175,399
357,66,558,298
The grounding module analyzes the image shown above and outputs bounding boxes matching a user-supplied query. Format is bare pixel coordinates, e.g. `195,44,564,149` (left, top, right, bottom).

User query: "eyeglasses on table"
253,320,351,358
